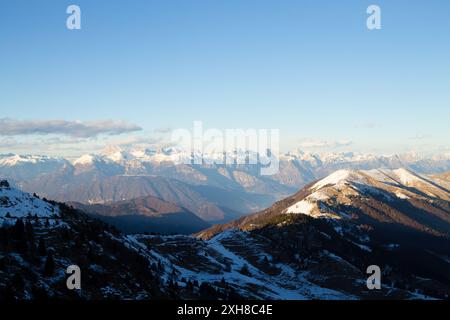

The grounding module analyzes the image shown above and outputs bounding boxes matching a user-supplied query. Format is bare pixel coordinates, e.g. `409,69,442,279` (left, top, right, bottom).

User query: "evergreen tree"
25,220,34,241
11,272,24,290
12,219,25,240
38,238,47,256
186,280,194,291
239,263,251,276
0,229,9,248
16,237,28,254
43,253,55,277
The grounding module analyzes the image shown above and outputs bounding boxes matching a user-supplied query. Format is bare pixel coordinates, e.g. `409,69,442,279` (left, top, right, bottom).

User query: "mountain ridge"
197,168,450,239
69,195,210,234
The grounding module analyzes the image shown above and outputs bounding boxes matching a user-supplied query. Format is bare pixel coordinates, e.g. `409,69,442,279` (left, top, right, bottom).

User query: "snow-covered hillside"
0,179,59,219
285,168,450,220
129,230,355,300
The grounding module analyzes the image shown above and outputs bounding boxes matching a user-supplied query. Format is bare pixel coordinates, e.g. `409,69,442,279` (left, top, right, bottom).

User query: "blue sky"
0,0,449,156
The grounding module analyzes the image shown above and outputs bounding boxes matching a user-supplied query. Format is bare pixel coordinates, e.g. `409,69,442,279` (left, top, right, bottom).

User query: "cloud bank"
0,118,142,138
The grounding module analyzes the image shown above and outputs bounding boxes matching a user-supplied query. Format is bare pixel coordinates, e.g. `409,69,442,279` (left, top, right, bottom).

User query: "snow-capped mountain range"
1,147,449,224
1,147,449,187
1,147,449,170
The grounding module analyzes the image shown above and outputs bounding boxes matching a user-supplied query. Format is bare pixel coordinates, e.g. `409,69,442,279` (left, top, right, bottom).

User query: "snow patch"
285,200,314,215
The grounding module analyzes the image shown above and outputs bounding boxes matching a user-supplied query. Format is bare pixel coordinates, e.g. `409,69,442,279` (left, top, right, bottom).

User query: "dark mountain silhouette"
71,196,210,234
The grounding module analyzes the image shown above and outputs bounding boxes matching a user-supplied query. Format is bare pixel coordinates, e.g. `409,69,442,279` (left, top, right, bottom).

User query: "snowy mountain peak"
73,154,108,166
311,169,362,190
285,168,450,219
101,145,123,155
0,154,65,167
311,168,436,191
100,145,133,163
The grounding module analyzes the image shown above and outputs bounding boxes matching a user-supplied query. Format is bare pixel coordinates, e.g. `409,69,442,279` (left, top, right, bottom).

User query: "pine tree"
25,220,34,241
239,263,251,276
12,219,25,240
16,237,28,254
0,229,9,248
11,272,24,290
43,253,55,277
38,239,47,256
186,280,194,291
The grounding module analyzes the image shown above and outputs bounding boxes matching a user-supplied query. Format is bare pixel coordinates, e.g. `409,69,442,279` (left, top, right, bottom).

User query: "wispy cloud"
0,131,166,158
298,139,352,148
0,118,142,138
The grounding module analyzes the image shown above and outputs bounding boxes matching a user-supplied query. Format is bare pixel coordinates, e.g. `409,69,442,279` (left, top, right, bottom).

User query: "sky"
0,0,449,157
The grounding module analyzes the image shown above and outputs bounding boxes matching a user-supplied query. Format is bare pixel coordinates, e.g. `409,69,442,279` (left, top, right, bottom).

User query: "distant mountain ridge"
2,148,449,186
70,195,210,234
1,149,449,225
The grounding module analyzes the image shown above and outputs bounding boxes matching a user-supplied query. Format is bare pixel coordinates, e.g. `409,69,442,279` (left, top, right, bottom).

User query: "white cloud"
298,139,352,149
0,118,142,138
